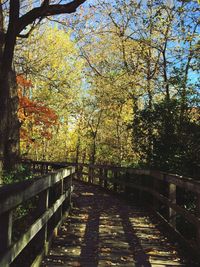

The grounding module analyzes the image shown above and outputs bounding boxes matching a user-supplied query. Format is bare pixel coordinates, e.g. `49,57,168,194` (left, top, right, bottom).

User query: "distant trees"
67,0,199,176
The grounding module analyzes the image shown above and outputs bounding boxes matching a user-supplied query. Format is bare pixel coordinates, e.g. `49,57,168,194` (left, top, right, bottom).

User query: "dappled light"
41,181,196,267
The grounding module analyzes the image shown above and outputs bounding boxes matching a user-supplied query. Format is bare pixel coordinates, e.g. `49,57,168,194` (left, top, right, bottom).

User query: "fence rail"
0,163,74,267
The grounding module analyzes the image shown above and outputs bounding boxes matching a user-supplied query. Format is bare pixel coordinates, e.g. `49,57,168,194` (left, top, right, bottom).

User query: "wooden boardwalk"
41,181,197,267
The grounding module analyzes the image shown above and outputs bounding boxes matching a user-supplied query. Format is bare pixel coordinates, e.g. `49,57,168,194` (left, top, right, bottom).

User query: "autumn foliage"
17,75,58,144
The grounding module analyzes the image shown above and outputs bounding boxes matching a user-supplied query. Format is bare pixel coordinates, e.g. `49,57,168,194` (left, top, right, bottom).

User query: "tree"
15,24,84,161
0,0,86,175
17,74,58,160
68,0,199,175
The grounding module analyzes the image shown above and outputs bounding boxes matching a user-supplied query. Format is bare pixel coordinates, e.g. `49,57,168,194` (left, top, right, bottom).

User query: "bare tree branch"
17,0,86,34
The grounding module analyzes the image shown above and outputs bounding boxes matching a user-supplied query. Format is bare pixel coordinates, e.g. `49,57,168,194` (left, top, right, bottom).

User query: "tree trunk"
0,70,20,175
90,137,96,165
0,1,20,179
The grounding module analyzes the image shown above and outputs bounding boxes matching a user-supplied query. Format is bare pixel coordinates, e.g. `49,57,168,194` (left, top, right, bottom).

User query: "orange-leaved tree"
17,75,58,158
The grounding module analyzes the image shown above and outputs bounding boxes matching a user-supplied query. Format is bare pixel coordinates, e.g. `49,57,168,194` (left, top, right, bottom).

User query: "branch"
17,0,86,34
17,21,37,38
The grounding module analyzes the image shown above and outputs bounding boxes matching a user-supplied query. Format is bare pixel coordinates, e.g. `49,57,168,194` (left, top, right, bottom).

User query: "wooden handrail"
0,168,72,215
0,165,75,267
21,160,200,190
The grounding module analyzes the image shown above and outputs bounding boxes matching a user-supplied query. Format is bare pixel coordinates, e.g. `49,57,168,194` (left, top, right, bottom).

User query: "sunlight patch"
81,192,94,196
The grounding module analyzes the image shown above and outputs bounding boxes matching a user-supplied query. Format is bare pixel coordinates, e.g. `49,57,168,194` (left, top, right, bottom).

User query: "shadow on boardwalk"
41,181,197,267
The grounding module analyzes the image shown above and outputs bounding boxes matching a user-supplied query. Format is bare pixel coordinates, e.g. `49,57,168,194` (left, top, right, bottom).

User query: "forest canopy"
0,0,199,178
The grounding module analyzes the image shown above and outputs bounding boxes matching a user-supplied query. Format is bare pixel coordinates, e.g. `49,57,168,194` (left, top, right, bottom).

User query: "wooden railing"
0,163,74,267
1,159,199,264
63,162,200,256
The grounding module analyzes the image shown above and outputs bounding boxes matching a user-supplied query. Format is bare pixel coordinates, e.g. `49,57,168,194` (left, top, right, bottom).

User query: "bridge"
0,161,200,267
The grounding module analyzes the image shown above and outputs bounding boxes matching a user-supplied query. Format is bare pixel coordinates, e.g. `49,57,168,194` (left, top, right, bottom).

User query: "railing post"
42,189,49,255
0,210,13,260
59,175,64,222
89,165,94,184
41,163,44,175
113,169,118,192
45,164,49,174
62,173,72,213
104,168,108,189
79,165,83,181
32,189,50,256
69,169,73,209
99,167,103,187
153,177,159,210
32,162,36,173
32,189,49,258
168,181,176,229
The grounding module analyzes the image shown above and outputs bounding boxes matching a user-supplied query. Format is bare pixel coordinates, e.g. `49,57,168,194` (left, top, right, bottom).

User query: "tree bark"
0,71,20,172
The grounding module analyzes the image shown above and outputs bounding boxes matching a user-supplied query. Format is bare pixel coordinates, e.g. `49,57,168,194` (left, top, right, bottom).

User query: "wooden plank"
0,189,70,266
0,168,74,215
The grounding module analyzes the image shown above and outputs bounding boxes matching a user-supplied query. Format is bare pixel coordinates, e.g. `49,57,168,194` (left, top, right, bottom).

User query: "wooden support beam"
168,183,176,228
0,210,12,255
